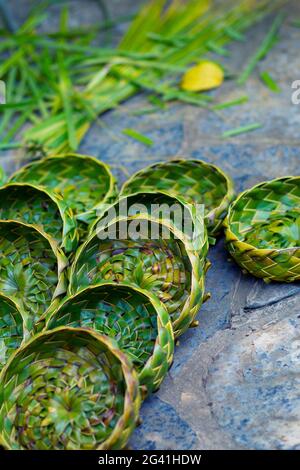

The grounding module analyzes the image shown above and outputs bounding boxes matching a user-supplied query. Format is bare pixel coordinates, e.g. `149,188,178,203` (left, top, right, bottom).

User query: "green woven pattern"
120,159,234,237
0,183,78,253
0,221,68,327
224,176,300,282
46,283,174,394
90,190,209,254
70,216,207,337
9,154,117,225
0,327,141,450
0,294,26,372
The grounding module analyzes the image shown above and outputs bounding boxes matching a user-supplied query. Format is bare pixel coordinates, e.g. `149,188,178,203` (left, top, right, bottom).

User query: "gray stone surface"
1,0,300,450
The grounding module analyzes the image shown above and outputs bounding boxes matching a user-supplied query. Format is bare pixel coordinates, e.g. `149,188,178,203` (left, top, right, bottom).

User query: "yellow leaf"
181,61,224,92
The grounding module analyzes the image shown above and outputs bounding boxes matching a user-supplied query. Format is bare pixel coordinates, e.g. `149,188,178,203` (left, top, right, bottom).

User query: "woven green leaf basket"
0,220,68,329
224,176,300,282
0,327,141,450
46,282,174,395
90,189,209,255
0,294,28,372
120,159,234,238
0,182,78,253
70,216,209,338
9,154,117,226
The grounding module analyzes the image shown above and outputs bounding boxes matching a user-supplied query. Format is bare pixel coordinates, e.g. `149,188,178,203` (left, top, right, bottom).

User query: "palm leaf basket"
46,282,174,395
70,216,209,338
0,220,68,329
0,327,141,450
120,159,234,238
224,176,300,282
90,189,209,254
9,154,117,226
0,182,78,253
0,294,28,372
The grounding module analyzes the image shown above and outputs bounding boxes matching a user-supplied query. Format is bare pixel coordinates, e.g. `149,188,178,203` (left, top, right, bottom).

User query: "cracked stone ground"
1,0,300,450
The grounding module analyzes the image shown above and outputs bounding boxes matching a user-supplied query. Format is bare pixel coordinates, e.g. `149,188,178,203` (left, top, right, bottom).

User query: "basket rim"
87,206,208,256
120,158,235,222
0,219,69,322
0,325,141,451
89,188,201,236
8,153,117,217
70,214,206,336
0,181,78,252
224,175,300,254
46,281,174,393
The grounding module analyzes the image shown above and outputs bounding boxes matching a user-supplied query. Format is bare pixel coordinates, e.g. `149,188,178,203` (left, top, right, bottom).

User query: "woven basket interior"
121,160,229,216
72,219,193,325
0,222,59,323
10,156,112,216
48,285,158,370
94,191,199,240
0,185,63,245
0,329,127,450
229,178,300,250
0,296,24,371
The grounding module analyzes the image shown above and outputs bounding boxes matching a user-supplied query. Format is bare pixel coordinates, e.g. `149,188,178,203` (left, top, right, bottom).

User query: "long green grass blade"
238,13,284,85
260,71,281,92
0,142,22,150
122,128,154,146
223,122,262,138
2,108,34,143
213,95,249,110
0,66,18,136
0,0,287,153
56,6,77,151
